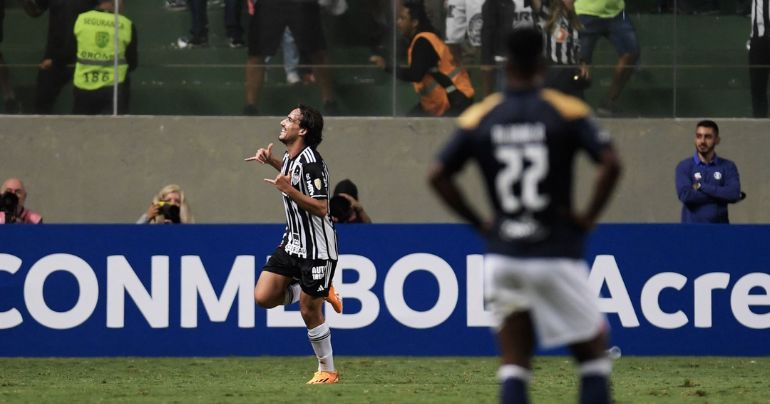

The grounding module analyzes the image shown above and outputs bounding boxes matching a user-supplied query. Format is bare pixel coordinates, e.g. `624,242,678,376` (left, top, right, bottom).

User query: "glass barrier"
0,0,762,117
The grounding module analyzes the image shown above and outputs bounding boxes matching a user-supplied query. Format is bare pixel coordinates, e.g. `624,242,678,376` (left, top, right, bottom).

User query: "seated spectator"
137,184,194,224
370,0,475,117
0,177,43,224
329,179,371,223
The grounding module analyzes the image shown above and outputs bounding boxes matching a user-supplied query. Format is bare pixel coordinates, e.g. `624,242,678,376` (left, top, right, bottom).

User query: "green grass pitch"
0,357,768,403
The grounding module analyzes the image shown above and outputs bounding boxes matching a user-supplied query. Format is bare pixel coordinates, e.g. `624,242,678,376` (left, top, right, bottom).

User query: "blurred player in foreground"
245,104,342,384
428,27,621,404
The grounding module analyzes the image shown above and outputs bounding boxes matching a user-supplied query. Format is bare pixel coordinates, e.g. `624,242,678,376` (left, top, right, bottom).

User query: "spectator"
164,0,188,11
0,0,20,114
445,0,489,94
675,120,743,224
749,0,770,117
480,0,536,96
370,0,475,117
0,178,43,224
176,0,243,49
244,0,339,115
21,0,98,114
72,0,138,115
330,179,372,223
533,0,588,99
575,0,640,115
137,184,194,224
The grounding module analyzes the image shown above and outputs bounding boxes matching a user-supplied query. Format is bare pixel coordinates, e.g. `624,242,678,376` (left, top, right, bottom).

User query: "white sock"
282,283,301,305
307,322,334,372
497,364,532,382
578,358,612,377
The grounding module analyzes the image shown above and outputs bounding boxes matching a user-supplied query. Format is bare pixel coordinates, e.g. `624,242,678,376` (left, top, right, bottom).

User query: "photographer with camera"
329,179,372,224
136,184,194,224
0,178,43,224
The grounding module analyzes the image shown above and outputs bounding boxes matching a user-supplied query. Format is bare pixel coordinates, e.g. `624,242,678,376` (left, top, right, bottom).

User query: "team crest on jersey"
694,172,702,180
314,178,322,191
291,166,301,185
714,171,722,180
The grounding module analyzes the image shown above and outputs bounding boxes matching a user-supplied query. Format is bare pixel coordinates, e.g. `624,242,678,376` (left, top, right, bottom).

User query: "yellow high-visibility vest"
73,10,133,90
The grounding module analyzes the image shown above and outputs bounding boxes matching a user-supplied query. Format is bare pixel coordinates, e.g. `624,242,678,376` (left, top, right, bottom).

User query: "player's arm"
573,118,622,228
264,174,328,217
428,163,486,232
575,147,622,229
699,162,742,203
245,142,282,171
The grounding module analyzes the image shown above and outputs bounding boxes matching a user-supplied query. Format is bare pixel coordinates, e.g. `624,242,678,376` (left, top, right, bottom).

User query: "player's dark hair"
402,0,437,34
298,104,324,149
696,119,719,136
506,27,545,80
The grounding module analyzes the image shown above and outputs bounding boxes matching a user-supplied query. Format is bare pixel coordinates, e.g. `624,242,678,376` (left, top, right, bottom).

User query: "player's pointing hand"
264,173,292,193
245,142,274,164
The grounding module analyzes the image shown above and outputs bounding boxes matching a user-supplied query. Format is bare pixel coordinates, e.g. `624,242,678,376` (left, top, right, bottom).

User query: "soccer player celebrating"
245,104,342,384
428,27,622,404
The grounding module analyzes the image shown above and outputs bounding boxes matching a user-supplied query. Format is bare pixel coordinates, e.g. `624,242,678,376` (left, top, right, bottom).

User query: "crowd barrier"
1,224,768,356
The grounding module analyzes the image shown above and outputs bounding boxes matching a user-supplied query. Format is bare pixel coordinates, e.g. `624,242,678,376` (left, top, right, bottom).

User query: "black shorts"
247,0,326,57
263,247,337,298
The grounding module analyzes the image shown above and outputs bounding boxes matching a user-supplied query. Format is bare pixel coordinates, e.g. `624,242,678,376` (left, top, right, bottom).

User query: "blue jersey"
675,153,742,223
437,88,612,258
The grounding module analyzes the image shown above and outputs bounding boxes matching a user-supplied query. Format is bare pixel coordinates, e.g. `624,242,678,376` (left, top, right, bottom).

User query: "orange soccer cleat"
306,370,339,384
325,285,343,314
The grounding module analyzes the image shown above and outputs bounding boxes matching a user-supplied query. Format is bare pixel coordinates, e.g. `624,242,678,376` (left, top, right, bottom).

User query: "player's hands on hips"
264,173,292,193
244,143,274,164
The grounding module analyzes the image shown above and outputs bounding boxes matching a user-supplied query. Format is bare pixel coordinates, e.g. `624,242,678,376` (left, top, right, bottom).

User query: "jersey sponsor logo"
694,172,702,180
312,265,326,281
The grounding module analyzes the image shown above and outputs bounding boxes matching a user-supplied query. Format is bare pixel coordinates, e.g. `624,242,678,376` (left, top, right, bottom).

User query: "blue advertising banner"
0,224,768,357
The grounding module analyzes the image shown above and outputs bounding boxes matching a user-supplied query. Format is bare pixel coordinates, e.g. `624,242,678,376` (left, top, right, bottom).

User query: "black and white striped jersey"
752,0,769,37
536,3,581,65
278,146,338,261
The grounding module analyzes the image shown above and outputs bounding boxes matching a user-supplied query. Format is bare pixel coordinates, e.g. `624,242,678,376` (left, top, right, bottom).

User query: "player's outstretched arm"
244,143,281,171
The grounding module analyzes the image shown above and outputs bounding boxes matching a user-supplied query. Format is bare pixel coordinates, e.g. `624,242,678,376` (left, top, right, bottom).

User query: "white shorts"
484,254,606,349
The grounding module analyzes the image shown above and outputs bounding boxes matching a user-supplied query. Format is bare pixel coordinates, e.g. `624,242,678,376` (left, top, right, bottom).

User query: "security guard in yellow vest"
73,0,137,114
370,0,475,117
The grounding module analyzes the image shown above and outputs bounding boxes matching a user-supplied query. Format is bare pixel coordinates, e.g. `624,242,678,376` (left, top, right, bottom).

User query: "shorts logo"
312,265,326,280
314,178,322,191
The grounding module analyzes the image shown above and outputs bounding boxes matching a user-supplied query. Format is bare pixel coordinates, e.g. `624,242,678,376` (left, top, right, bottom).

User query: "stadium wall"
0,116,767,224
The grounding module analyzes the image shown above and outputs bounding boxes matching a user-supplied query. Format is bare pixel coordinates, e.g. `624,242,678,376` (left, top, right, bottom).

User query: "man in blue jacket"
675,120,743,223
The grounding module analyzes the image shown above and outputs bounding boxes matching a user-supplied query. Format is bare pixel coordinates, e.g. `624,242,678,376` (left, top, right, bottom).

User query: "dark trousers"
34,63,74,114
749,36,770,118
188,0,243,41
72,82,130,115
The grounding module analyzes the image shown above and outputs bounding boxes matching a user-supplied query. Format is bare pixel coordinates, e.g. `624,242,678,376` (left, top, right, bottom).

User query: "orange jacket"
408,32,475,116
